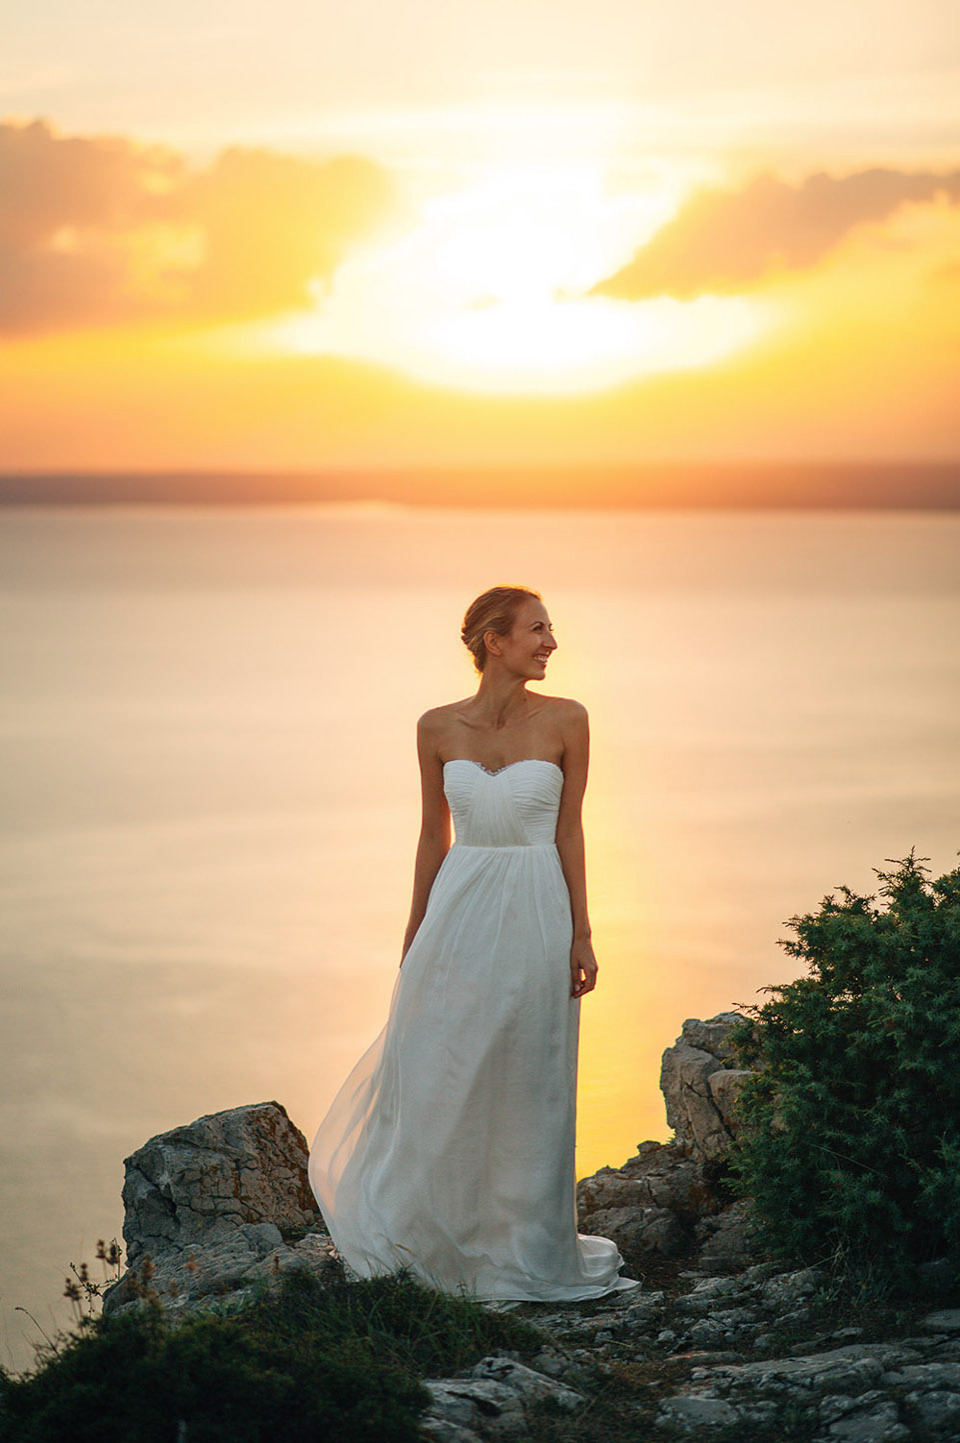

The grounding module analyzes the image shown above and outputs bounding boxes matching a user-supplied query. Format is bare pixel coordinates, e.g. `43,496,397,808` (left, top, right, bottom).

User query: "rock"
648,1334,954,1443
660,1041,726,1157
707,1067,753,1133
422,1356,583,1439
707,1342,889,1395
577,1139,708,1218
821,1395,909,1442
760,1265,823,1308
419,1419,482,1443
607,1242,960,1443
529,1348,575,1380
885,1362,960,1388
576,1014,764,1273
576,1139,721,1259
659,1012,751,1159
679,1275,745,1307
578,1203,687,1257
906,1388,960,1429
656,1393,740,1429
694,1198,762,1275
102,1101,327,1318
119,1101,320,1268
679,1014,745,1060
94,1020,960,1443
102,1220,339,1319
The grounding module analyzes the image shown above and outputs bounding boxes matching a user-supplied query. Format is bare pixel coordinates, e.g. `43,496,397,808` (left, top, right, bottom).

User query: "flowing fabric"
308,758,639,1302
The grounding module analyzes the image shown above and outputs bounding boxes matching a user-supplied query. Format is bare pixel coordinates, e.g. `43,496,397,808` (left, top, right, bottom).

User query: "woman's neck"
469,674,532,730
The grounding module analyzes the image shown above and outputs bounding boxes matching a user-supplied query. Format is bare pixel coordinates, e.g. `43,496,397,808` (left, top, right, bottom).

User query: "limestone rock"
94,1027,960,1443
694,1198,764,1276
102,1220,338,1319
103,1100,327,1318
578,1203,686,1257
906,1389,960,1431
577,1139,707,1218
708,1067,753,1133
119,1100,320,1268
679,1014,745,1061
421,1355,583,1439
660,1012,750,1159
660,1041,724,1153
577,1014,759,1271
656,1393,740,1430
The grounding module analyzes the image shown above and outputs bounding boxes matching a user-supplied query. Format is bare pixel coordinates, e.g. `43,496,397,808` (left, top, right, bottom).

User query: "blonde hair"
461,586,542,674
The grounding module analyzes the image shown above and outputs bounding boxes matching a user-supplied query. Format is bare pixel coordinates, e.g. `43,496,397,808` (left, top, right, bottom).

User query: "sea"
1,500,958,1373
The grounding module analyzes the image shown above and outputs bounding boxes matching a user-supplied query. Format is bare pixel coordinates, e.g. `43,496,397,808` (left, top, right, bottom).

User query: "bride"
308,585,639,1301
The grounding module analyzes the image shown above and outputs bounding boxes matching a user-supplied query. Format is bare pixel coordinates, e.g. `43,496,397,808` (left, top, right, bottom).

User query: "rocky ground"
475,1261,960,1443
101,1014,960,1442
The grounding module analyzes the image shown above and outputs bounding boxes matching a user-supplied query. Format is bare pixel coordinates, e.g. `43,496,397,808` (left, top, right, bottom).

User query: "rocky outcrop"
576,1012,760,1274
575,1138,709,1261
524,1271,960,1442
103,1101,328,1317
420,1356,584,1442
120,1100,320,1267
99,1015,960,1440
104,1016,757,1321
660,1012,754,1159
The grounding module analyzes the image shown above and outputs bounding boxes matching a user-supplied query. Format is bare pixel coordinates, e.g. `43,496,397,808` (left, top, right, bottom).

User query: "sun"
254,163,773,395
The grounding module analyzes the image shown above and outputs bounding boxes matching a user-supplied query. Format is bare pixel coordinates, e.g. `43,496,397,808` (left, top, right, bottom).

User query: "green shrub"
0,1266,544,1443
727,849,960,1294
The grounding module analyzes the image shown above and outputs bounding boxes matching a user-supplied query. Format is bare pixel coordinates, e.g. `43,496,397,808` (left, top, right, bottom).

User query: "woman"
308,585,638,1301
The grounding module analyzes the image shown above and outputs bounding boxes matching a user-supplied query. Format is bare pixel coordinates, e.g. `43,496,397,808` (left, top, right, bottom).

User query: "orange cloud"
0,118,396,335
593,166,960,300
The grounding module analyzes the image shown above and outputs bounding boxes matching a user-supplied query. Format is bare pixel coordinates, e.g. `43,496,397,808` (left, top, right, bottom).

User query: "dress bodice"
442,759,563,848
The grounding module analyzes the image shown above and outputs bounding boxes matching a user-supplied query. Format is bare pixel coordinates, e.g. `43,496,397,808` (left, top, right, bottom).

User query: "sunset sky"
2,0,959,469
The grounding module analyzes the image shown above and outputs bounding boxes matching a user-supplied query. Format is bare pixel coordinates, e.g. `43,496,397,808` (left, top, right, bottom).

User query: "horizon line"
2,460,959,509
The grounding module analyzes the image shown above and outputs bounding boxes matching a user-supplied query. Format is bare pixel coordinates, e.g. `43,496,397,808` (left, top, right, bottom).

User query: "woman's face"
491,597,557,679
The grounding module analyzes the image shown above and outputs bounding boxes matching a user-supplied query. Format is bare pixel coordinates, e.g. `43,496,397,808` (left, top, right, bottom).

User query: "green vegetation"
0,1265,545,1443
727,849,960,1296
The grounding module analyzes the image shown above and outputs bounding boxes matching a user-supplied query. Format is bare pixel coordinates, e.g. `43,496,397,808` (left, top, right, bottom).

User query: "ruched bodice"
442,758,563,848
308,755,638,1303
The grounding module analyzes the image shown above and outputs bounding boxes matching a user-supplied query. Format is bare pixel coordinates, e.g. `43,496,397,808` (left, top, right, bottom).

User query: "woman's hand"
570,936,598,998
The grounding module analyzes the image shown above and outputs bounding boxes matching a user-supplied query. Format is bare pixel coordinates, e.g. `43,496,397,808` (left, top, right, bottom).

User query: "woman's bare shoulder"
416,700,473,731
539,694,588,722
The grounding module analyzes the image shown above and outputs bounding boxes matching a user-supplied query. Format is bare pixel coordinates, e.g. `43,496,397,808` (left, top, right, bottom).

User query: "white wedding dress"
308,758,639,1301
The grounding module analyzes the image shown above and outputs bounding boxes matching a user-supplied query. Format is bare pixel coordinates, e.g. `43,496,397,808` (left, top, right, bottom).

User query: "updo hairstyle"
461,586,542,674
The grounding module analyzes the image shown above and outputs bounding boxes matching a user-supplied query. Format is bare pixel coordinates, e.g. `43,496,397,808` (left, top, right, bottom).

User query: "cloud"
592,166,960,300
0,118,396,335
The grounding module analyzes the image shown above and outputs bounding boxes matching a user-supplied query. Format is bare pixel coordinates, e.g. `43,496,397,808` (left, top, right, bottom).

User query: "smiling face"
487,596,557,679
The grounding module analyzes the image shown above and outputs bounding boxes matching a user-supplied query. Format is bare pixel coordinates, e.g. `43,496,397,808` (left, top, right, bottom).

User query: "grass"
0,1264,550,1443
245,1262,547,1377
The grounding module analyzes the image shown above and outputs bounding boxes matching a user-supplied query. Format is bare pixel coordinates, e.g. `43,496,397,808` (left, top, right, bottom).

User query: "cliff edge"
97,1014,960,1442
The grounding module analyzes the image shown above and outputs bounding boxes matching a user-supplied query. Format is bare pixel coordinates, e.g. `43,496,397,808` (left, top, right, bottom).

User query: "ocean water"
1,502,958,1372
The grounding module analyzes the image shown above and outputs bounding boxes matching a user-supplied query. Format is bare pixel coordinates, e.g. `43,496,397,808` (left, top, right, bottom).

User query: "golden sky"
2,0,959,469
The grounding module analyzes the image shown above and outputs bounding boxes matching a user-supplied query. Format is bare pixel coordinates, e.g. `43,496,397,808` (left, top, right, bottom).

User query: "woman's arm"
554,701,598,998
400,711,452,965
